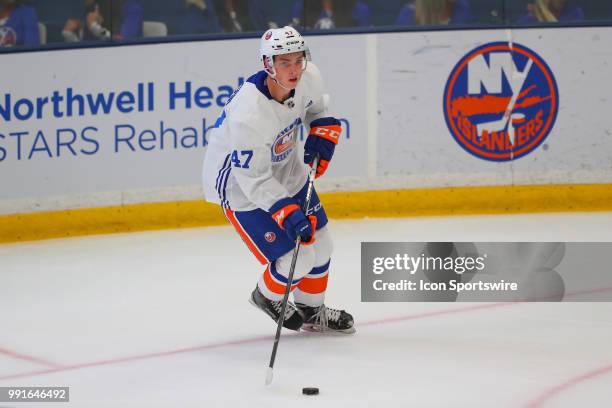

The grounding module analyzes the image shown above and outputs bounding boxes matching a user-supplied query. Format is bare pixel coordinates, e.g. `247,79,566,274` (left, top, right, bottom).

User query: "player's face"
273,52,306,89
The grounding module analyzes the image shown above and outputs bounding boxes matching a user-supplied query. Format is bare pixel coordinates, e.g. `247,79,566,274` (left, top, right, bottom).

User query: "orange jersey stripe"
263,265,299,295
224,208,269,265
297,274,329,294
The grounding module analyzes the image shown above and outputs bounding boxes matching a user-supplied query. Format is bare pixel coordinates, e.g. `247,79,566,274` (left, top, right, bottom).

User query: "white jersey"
202,62,328,212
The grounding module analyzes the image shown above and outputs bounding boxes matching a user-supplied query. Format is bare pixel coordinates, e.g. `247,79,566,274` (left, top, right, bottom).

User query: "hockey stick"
265,155,320,386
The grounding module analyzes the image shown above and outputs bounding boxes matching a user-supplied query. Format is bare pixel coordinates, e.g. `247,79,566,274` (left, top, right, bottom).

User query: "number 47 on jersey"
231,150,253,169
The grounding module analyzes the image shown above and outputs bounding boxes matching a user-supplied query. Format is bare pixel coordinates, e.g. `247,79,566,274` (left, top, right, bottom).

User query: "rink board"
2,183,612,243
1,27,611,240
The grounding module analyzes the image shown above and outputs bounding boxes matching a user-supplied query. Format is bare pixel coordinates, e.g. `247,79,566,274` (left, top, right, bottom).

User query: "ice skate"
296,303,356,334
249,286,303,331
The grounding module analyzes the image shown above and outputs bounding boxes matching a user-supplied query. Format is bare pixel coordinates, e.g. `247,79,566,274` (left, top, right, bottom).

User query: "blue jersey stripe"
220,166,232,209
270,262,303,285
310,260,331,276
215,154,231,192
213,111,226,128
216,161,232,206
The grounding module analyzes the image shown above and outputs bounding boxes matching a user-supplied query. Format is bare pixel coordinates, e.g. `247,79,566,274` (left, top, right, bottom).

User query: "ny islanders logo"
0,26,17,47
443,42,559,161
272,118,302,162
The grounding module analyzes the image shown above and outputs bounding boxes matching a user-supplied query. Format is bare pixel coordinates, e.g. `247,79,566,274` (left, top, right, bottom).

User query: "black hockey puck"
302,387,319,395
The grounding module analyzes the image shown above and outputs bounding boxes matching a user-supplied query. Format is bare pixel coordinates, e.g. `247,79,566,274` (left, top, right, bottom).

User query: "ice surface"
1,213,612,407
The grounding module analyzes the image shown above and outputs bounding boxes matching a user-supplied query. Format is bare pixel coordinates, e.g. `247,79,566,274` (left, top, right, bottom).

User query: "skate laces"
272,300,296,319
313,305,341,330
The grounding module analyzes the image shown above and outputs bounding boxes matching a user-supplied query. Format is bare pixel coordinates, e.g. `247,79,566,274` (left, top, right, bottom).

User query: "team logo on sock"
264,232,276,243
443,42,559,161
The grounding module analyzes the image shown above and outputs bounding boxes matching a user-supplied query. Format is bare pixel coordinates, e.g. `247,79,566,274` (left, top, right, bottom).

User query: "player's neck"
266,76,293,103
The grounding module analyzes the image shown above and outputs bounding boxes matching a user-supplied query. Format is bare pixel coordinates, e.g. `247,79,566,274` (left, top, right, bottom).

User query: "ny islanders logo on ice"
443,42,559,161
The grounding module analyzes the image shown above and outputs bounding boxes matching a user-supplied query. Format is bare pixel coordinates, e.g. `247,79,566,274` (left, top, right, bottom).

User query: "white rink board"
1,27,611,214
377,27,612,187
0,36,366,214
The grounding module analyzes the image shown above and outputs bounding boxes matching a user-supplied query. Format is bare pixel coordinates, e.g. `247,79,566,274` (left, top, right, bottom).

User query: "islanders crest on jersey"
443,42,559,161
272,118,302,162
0,26,17,47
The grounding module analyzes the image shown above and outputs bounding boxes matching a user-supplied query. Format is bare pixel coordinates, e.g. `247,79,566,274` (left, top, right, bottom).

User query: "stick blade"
265,367,274,386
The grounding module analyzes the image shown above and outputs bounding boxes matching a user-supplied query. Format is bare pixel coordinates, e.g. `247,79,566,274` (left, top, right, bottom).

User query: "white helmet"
260,26,311,78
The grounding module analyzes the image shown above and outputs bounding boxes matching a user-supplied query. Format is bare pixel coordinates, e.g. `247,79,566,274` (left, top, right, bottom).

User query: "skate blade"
301,323,356,335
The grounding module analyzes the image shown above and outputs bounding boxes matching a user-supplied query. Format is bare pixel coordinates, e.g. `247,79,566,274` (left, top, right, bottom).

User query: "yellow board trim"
1,184,611,244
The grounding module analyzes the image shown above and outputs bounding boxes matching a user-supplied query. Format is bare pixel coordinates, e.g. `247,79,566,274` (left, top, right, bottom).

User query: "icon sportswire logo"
443,42,559,161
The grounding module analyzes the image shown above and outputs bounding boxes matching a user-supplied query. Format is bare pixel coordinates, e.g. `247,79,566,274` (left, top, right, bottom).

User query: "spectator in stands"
517,0,584,24
0,0,39,47
291,0,370,29
213,0,269,32
179,0,222,34
62,0,143,42
396,0,471,26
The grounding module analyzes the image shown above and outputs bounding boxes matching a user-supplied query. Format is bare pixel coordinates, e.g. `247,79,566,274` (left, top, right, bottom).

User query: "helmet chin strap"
270,76,294,92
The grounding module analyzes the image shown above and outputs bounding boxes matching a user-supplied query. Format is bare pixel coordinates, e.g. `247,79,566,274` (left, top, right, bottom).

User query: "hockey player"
202,26,354,334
